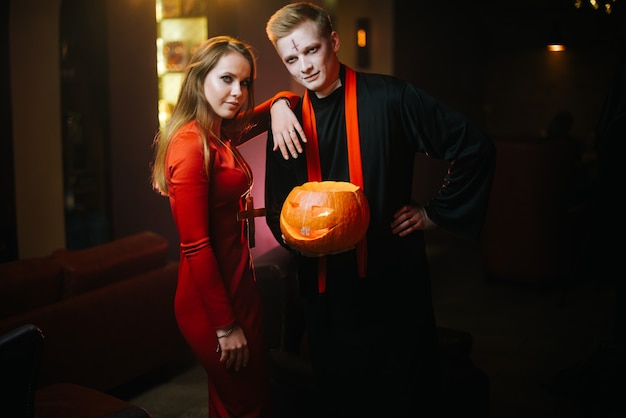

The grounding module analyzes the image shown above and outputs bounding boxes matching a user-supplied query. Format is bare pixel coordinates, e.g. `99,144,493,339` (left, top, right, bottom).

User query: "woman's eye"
221,75,232,83
241,80,250,88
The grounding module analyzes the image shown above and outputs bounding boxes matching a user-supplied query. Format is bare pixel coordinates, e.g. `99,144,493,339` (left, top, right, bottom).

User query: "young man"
265,3,496,416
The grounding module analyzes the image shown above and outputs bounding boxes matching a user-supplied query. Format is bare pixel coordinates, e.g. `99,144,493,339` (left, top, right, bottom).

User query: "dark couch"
479,138,591,284
0,231,192,393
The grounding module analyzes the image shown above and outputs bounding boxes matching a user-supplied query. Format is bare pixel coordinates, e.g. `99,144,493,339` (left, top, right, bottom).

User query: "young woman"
151,35,304,417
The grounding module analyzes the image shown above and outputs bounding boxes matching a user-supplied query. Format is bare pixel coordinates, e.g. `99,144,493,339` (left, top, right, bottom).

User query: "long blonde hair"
151,36,257,195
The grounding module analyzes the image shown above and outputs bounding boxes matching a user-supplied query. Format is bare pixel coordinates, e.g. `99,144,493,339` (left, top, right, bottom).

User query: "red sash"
301,66,367,293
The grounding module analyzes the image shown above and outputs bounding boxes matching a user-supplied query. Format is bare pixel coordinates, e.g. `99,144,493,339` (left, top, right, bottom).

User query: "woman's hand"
216,325,249,372
270,98,307,160
391,204,437,237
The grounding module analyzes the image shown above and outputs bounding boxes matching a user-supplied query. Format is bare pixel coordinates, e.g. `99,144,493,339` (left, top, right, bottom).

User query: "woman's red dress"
165,120,270,417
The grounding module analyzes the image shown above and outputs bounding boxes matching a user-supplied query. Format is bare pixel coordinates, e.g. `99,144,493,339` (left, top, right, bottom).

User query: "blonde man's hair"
266,2,334,47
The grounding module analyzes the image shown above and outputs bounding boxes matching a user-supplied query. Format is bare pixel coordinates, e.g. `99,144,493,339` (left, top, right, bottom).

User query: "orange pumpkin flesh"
280,181,370,255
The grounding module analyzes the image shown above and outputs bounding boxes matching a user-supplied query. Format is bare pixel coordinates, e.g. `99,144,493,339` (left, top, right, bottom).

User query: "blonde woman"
151,35,304,417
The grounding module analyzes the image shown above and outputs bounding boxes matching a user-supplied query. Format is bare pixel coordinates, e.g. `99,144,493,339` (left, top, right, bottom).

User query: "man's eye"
286,57,296,64
307,47,317,54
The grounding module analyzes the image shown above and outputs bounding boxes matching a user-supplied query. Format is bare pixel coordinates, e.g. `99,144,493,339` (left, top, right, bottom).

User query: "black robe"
265,64,496,417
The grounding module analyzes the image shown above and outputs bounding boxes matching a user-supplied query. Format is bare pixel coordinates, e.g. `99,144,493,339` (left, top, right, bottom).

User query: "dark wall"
394,0,490,128
394,0,626,145
60,0,112,249
0,3,17,262
105,0,172,255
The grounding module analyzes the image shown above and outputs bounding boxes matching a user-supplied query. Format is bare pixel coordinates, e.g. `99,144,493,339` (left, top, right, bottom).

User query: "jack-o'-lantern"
280,181,370,255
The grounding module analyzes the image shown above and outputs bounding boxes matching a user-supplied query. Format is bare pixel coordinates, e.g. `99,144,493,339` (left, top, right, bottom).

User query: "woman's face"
203,51,251,120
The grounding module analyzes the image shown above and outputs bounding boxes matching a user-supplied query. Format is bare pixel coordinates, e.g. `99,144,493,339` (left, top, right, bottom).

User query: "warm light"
357,29,367,48
573,0,618,14
356,18,370,68
547,44,566,52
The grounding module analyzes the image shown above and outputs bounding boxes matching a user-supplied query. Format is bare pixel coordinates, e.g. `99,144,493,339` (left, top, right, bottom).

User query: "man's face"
275,20,341,98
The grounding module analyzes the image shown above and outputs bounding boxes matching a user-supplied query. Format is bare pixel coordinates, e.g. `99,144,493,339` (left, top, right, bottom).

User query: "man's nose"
300,58,312,72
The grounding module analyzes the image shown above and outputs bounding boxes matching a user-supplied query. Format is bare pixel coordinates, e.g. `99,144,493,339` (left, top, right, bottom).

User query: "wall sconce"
356,18,370,68
547,43,566,52
546,19,567,52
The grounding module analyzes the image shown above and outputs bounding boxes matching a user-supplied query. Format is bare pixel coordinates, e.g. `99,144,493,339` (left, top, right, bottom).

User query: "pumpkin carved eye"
311,206,332,218
280,181,370,255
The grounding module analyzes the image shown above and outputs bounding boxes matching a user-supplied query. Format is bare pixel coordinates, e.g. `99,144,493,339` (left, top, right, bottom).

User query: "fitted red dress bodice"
165,121,269,417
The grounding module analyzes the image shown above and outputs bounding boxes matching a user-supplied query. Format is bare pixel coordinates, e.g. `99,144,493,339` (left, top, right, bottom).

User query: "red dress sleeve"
235,90,301,142
166,124,235,328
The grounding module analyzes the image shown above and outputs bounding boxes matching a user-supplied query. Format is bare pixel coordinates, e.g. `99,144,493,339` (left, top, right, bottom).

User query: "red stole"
301,66,368,293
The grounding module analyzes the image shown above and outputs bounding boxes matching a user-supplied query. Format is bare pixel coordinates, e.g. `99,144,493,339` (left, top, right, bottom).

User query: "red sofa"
0,231,192,393
479,138,590,284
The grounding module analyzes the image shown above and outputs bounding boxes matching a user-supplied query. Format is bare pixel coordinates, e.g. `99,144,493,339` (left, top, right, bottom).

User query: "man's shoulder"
356,70,400,83
355,71,410,99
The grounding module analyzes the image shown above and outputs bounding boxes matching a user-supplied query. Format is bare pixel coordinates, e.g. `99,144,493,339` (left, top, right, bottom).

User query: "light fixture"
573,0,618,14
547,44,566,52
546,20,567,52
356,18,370,68
546,37,566,51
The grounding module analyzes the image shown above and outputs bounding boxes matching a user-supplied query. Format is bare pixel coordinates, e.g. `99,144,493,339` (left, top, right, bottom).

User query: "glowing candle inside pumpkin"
280,181,370,255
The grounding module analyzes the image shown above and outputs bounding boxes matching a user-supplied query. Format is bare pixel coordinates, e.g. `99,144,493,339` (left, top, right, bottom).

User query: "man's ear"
330,31,340,52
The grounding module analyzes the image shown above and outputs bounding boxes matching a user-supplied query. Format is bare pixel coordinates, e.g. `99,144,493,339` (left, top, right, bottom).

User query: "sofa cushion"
52,231,170,298
36,383,152,418
0,258,63,318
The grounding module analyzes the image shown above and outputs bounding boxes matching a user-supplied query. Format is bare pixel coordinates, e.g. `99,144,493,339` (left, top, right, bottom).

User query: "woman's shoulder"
174,120,202,137
170,121,203,145
168,121,206,157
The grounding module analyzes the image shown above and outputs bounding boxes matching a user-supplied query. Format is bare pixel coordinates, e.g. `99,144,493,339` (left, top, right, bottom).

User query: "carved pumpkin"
280,181,370,255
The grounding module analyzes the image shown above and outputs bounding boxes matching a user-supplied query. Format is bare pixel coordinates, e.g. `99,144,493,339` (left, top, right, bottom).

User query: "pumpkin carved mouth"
284,204,336,239
280,181,370,255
